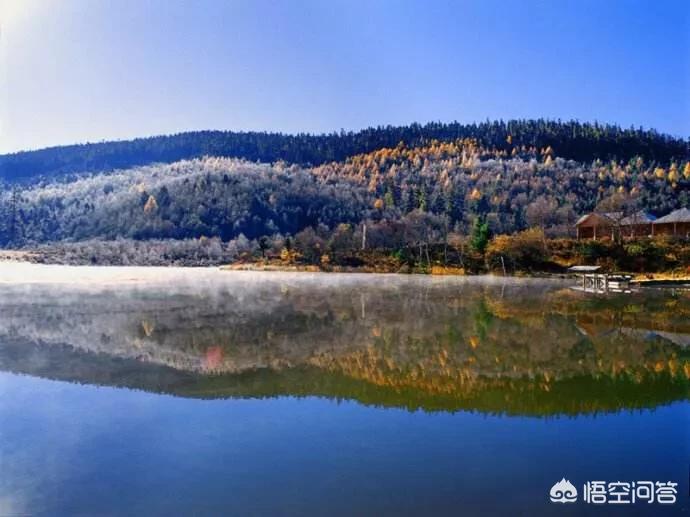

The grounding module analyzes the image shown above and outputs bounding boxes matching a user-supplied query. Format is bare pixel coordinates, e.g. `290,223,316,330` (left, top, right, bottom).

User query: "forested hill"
1,119,688,183
3,137,689,252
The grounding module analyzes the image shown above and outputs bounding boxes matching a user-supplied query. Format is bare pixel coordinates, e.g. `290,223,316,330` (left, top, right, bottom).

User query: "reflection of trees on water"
0,277,687,416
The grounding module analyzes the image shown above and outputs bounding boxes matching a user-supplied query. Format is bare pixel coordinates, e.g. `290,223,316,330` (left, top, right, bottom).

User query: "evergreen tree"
470,218,490,255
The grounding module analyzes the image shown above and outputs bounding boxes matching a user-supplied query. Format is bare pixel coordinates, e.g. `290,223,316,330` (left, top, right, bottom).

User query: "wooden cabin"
618,211,656,237
575,210,656,240
575,213,615,240
651,208,690,238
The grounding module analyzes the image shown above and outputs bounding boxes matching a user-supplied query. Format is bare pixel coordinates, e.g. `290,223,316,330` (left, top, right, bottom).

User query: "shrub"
485,228,546,271
578,240,614,263
622,239,667,272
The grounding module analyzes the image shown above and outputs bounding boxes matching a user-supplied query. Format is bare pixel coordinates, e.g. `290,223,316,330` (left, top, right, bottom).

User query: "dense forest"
1,120,689,271
1,119,688,183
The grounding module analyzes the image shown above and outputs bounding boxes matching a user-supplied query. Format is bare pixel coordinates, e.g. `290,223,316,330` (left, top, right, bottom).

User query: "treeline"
1,119,687,183
24,231,690,277
28,237,255,267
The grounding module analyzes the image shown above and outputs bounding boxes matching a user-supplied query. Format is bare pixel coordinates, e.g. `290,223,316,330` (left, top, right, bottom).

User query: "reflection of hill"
0,276,687,416
0,338,195,390
1,340,686,417
178,368,689,416
486,288,690,337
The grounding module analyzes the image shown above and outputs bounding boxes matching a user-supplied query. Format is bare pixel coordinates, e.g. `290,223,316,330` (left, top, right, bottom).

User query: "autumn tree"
294,227,324,264
328,223,354,258
525,196,558,236
595,191,639,242
485,228,546,271
143,195,158,214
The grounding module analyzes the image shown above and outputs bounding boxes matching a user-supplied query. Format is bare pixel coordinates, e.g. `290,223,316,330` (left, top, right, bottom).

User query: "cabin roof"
575,210,657,227
575,214,590,226
653,208,690,224
575,214,592,226
619,210,656,225
568,265,602,272
575,213,616,226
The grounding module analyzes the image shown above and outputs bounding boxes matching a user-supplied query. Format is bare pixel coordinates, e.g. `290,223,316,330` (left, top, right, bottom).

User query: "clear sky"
1,0,688,153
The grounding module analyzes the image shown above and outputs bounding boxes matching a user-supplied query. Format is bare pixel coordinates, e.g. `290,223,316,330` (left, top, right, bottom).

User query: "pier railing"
568,266,634,294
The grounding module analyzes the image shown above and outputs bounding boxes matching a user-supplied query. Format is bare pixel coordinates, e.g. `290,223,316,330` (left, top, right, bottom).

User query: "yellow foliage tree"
485,228,546,271
143,195,158,214
280,248,297,263
654,167,666,179
684,162,690,180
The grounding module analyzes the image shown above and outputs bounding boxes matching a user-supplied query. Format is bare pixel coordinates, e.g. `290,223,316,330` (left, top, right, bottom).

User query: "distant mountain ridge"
1,119,688,183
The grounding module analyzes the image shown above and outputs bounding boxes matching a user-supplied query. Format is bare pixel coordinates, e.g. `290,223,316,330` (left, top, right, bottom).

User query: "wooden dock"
568,266,635,294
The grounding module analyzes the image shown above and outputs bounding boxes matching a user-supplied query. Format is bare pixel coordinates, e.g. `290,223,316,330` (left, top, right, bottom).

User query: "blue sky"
1,0,688,153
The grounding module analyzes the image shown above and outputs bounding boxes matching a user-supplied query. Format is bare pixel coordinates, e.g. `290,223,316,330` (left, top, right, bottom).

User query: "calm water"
0,269,688,515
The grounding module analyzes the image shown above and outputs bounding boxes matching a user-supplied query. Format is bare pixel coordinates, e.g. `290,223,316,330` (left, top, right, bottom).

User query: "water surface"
0,268,688,515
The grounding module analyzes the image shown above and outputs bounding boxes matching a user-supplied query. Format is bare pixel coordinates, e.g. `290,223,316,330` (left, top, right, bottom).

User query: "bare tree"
595,192,639,242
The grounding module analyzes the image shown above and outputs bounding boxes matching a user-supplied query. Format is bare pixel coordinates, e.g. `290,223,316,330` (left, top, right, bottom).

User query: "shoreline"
0,259,571,287
0,259,688,290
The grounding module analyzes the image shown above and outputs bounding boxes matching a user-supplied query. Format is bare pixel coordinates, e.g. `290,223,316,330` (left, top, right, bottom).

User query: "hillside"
1,120,689,273
2,137,689,244
1,119,688,183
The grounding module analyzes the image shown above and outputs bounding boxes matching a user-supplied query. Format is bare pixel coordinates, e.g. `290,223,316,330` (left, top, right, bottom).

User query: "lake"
0,265,688,515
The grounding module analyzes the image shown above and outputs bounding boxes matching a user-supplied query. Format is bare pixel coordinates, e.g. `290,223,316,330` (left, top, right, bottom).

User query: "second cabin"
575,208,690,240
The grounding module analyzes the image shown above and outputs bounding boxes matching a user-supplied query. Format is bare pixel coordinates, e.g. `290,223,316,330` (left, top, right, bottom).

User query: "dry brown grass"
0,250,35,262
430,265,466,276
